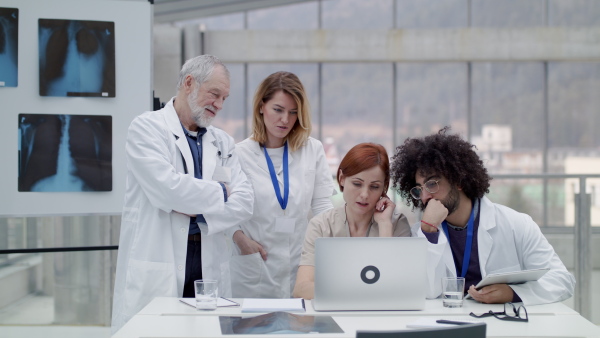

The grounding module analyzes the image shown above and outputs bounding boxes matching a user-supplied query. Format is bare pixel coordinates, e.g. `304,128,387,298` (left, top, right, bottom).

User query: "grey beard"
194,110,214,128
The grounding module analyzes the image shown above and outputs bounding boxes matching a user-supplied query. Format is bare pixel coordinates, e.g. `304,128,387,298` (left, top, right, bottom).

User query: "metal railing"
493,173,600,319
0,245,117,255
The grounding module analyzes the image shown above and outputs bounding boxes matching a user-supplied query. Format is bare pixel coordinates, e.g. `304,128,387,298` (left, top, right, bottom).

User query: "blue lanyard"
263,142,289,211
441,203,476,278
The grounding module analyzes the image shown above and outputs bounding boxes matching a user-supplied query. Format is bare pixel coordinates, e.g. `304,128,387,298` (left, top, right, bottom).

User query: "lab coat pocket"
124,259,177,316
230,252,264,298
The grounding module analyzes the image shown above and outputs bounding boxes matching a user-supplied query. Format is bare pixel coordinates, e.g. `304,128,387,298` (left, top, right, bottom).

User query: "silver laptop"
313,237,427,311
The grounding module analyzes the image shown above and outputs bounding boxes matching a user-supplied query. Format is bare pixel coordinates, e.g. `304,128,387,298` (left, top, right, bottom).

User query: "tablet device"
475,268,550,289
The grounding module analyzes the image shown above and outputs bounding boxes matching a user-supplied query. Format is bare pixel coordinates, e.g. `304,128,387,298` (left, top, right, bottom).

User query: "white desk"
136,297,580,317
114,298,600,338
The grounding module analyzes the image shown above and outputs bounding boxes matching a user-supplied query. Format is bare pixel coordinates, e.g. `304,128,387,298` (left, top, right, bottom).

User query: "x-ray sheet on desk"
220,311,344,335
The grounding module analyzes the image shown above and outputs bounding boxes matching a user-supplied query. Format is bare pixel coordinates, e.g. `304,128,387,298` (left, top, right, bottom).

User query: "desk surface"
114,298,599,338
137,297,579,317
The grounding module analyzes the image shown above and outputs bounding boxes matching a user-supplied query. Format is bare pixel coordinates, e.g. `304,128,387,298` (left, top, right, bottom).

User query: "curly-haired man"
391,127,574,305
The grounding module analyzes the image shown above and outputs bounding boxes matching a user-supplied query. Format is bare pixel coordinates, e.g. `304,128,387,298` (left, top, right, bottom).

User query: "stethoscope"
213,137,232,164
217,150,232,159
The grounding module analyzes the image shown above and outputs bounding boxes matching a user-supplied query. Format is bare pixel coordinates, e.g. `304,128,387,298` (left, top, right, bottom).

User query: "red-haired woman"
292,143,411,300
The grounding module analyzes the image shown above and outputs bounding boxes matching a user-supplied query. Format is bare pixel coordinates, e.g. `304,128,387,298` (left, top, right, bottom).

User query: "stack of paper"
241,298,306,313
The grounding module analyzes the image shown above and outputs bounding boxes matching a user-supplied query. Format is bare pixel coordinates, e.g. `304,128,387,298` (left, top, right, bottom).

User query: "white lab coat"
229,137,335,298
416,196,575,305
111,99,253,333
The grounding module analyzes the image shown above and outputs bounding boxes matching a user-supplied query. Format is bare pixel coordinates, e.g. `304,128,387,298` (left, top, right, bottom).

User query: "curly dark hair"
390,126,491,210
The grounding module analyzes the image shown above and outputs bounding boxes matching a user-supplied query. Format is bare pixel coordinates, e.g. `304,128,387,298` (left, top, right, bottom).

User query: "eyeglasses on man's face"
469,302,529,322
410,179,440,200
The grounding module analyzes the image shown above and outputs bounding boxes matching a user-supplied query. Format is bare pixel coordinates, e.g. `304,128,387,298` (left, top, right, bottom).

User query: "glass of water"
442,277,465,308
194,279,218,310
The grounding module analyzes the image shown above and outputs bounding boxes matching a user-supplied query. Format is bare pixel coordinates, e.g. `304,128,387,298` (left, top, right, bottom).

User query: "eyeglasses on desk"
469,302,528,322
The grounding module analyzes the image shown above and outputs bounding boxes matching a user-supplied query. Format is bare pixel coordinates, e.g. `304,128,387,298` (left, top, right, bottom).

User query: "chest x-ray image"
18,113,112,192
39,19,115,97
0,7,18,87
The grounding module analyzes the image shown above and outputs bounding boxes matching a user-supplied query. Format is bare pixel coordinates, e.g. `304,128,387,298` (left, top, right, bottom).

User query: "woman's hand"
233,230,268,261
374,196,395,237
292,265,316,300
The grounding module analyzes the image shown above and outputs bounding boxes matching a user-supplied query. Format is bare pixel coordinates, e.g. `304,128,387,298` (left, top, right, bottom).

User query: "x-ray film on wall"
18,114,112,192
0,7,18,87
38,19,115,97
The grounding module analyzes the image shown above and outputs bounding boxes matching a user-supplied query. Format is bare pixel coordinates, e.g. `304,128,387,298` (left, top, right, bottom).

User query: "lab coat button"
178,265,183,271
181,228,185,232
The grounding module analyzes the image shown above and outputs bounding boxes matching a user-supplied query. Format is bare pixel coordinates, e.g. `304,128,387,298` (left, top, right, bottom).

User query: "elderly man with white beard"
111,55,253,334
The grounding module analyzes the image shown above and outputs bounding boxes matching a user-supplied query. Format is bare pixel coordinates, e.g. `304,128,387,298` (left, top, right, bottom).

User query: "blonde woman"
230,71,335,298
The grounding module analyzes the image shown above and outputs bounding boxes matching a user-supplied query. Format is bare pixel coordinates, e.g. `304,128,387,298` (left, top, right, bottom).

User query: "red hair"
337,143,390,195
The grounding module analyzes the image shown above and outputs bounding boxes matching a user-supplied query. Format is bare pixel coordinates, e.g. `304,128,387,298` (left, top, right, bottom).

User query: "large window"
395,63,468,140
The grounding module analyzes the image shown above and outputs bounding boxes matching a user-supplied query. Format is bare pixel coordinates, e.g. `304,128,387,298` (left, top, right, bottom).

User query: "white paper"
241,298,305,313
179,297,239,308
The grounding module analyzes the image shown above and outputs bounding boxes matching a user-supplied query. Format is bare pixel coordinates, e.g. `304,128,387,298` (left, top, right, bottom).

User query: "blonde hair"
251,72,312,152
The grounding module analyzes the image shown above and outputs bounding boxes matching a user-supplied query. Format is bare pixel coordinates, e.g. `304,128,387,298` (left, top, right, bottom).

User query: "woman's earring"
259,110,263,114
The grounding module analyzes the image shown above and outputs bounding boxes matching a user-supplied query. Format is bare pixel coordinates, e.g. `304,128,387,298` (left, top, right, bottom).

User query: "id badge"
212,166,232,183
275,216,296,234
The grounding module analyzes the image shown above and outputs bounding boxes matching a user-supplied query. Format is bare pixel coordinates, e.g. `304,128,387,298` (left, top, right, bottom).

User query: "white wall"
0,0,152,216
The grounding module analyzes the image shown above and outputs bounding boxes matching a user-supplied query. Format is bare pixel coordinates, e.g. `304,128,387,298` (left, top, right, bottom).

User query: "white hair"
176,55,230,91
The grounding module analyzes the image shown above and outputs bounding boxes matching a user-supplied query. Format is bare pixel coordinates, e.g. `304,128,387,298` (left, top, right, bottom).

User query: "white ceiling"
153,0,312,24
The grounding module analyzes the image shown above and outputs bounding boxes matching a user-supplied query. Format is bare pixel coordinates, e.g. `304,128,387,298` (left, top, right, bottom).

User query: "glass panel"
322,0,394,29
470,0,546,27
0,215,120,251
548,62,600,173
487,176,600,324
393,62,467,225
395,0,468,28
488,178,545,225
247,63,320,139
0,249,116,327
395,63,468,140
592,267,600,324
548,230,576,315
174,12,245,30
247,2,318,29
321,63,394,206
548,0,600,26
321,63,394,158
471,62,544,174
212,63,246,142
